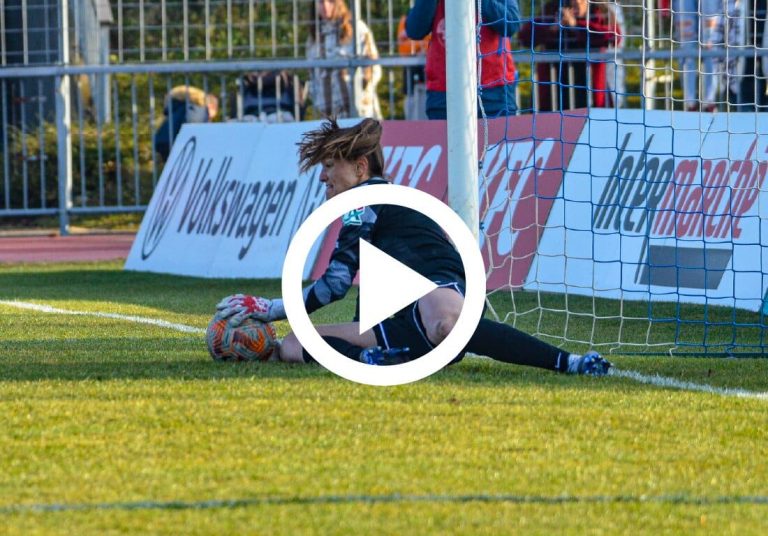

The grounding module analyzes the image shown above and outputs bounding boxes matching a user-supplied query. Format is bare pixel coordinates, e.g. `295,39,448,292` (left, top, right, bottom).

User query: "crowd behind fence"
1,0,768,231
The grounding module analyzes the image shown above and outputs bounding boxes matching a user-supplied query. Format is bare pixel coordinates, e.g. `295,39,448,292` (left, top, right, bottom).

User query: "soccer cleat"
572,350,612,376
359,346,411,366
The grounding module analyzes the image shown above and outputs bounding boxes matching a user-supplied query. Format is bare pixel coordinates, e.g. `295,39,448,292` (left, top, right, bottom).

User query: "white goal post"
445,0,480,241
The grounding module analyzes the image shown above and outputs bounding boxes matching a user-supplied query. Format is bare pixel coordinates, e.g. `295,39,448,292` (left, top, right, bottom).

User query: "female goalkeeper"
216,118,610,375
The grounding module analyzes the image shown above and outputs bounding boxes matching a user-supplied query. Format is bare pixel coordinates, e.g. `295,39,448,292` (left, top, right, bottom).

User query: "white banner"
527,109,768,311
125,121,328,278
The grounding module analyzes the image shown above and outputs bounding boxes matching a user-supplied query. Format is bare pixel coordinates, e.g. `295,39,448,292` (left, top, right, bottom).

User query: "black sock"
302,336,364,364
465,318,570,372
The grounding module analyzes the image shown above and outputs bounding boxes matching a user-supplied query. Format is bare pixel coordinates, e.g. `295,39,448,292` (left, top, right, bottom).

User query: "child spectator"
239,71,298,123
153,86,219,161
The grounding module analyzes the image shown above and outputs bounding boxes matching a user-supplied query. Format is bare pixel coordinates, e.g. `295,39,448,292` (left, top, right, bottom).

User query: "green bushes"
1,97,157,211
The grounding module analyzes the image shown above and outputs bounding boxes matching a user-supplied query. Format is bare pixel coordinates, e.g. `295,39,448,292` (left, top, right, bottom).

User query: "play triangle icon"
358,239,438,334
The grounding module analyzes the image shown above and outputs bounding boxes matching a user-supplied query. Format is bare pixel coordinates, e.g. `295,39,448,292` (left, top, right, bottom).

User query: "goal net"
474,0,768,356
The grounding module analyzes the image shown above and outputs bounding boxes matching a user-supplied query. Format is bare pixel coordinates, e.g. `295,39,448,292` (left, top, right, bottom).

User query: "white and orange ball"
206,316,278,362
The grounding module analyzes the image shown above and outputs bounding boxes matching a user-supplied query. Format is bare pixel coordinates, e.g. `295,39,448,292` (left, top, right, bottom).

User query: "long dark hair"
298,118,384,177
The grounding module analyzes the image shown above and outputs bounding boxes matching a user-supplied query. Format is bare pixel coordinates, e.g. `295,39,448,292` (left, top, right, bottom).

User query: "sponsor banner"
310,114,588,287
478,113,586,288
125,121,329,278
527,109,768,311
128,115,589,286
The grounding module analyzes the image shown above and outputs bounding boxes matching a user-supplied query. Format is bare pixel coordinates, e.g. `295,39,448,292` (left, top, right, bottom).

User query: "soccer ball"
206,315,278,362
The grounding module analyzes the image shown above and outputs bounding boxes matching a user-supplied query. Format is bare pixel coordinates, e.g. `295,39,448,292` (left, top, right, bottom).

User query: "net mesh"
477,0,768,356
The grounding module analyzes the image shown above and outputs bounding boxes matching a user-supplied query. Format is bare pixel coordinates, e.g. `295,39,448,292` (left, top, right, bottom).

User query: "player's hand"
216,294,276,326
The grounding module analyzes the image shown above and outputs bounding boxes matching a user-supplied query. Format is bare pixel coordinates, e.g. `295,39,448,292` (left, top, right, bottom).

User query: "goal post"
445,0,479,241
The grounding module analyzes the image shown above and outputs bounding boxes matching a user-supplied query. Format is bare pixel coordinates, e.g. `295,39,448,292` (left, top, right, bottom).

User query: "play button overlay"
358,239,438,334
282,184,485,387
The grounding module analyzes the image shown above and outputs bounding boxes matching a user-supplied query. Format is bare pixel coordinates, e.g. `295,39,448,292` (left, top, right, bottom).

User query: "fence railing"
2,0,767,233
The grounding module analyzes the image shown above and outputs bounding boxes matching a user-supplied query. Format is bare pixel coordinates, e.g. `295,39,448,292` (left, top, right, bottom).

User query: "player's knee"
278,333,305,363
426,312,459,345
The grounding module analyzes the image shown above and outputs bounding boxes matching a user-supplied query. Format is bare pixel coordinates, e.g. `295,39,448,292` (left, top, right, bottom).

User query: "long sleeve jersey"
303,178,465,316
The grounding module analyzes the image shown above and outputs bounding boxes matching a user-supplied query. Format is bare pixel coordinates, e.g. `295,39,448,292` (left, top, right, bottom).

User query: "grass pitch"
0,261,766,535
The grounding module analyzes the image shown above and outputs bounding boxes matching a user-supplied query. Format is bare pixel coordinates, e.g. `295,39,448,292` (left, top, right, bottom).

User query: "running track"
0,233,135,263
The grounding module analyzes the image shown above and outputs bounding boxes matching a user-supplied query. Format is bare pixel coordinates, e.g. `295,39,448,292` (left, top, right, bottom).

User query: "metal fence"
1,0,767,233
0,0,417,233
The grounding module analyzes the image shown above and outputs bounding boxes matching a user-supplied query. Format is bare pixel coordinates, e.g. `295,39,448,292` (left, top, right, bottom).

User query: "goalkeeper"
216,118,610,376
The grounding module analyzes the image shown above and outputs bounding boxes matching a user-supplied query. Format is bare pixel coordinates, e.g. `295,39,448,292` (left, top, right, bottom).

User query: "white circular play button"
281,184,485,386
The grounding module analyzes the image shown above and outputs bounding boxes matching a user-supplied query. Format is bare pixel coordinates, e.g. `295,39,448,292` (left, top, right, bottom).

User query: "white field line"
609,368,768,401
0,300,205,335
1,300,766,400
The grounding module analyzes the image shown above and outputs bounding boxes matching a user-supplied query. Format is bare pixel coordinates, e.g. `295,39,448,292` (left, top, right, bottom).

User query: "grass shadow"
0,344,714,395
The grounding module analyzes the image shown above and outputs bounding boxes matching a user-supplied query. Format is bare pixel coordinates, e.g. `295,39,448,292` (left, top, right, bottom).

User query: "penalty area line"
0,299,205,335
1,299,765,400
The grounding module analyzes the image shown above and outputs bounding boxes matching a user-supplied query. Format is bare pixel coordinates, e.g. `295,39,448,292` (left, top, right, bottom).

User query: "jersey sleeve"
303,205,378,314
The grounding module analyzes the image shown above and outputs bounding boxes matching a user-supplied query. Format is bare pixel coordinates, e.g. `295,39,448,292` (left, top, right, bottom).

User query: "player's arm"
303,205,376,314
216,206,377,324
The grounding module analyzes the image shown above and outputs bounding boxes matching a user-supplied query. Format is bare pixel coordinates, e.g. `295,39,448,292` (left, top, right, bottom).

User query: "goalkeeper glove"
215,294,286,326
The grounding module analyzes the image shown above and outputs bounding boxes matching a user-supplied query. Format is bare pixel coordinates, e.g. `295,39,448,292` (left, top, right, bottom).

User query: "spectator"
604,1,626,107
724,0,746,107
405,0,520,120
732,0,767,111
671,0,725,112
153,85,219,161
239,71,298,123
306,0,382,119
397,14,429,120
763,14,768,107
518,0,621,111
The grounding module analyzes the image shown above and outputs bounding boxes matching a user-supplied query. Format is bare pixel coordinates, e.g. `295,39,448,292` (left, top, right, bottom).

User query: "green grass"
0,261,766,535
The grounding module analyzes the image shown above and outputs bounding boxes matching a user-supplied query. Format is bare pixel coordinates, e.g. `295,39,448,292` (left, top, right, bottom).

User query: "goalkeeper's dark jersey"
303,178,465,314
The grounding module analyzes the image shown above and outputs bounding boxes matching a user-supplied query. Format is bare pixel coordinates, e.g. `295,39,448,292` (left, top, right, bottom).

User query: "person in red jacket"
518,0,621,110
405,0,520,119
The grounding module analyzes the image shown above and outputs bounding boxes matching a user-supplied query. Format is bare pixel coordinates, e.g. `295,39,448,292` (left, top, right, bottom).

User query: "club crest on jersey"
342,207,365,226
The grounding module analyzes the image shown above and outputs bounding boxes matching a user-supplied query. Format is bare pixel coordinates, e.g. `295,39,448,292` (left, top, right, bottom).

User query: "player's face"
319,158,363,199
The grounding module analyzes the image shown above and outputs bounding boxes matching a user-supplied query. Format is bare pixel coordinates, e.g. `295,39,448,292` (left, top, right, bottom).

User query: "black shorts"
371,281,466,365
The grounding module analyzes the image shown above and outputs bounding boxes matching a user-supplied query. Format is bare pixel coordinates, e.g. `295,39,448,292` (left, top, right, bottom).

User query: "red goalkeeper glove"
215,294,286,326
